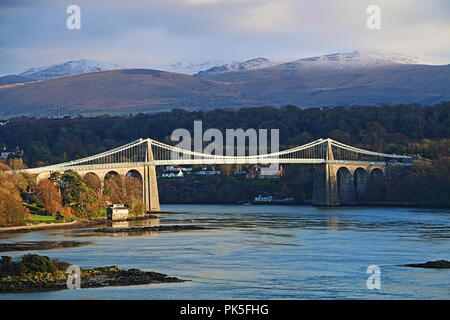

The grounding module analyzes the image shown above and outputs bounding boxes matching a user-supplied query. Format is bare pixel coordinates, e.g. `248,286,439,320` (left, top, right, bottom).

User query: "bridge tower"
143,139,161,212
18,136,411,211
312,139,340,206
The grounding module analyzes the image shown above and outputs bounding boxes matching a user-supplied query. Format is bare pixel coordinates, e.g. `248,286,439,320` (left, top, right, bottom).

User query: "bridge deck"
16,138,413,175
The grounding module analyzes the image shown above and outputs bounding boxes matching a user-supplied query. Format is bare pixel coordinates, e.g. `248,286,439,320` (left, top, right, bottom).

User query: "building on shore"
245,164,284,179
259,164,284,179
196,165,221,176
0,146,24,160
161,170,184,178
160,165,192,178
107,204,129,221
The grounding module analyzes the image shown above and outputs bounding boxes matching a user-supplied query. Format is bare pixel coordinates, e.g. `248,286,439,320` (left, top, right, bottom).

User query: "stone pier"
311,140,385,206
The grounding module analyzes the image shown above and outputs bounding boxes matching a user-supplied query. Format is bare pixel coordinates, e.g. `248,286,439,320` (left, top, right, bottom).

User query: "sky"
0,0,449,75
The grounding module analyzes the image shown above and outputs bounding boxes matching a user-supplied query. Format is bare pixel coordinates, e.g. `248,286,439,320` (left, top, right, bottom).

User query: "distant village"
0,144,285,180
158,164,285,179
0,146,24,161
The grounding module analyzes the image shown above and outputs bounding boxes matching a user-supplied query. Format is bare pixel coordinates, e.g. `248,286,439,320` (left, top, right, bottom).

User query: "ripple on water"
1,204,449,300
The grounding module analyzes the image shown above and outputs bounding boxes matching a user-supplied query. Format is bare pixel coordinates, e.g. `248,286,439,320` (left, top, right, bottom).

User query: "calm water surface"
0,205,449,299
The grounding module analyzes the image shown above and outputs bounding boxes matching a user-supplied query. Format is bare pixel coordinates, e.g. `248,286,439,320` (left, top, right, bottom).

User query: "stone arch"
82,172,102,193
126,169,143,183
354,167,368,199
366,168,386,202
103,170,123,202
370,168,384,182
337,167,356,205
104,170,120,182
125,169,144,200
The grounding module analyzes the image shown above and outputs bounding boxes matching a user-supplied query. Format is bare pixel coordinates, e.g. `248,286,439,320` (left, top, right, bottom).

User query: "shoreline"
159,202,449,209
0,254,185,294
0,220,81,233
1,203,448,234
0,213,164,234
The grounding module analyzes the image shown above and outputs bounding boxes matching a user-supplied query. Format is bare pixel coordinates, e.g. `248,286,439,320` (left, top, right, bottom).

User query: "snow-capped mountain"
274,50,438,72
154,60,226,75
1,50,448,118
19,59,121,80
196,58,277,76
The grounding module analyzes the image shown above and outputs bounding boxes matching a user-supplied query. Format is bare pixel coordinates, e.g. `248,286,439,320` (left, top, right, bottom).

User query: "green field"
29,215,58,223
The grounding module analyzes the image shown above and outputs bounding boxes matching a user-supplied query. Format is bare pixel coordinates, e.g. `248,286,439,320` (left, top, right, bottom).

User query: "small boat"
252,194,296,205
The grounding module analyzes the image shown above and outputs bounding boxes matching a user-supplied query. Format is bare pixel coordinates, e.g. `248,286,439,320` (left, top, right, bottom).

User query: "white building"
259,164,283,179
161,170,184,178
107,204,129,221
196,165,222,175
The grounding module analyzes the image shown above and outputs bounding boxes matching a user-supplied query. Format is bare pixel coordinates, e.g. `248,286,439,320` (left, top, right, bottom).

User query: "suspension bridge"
19,138,412,211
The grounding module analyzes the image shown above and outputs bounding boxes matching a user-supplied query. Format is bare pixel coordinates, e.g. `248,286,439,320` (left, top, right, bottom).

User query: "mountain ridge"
0,51,449,118
18,59,121,80
195,58,277,76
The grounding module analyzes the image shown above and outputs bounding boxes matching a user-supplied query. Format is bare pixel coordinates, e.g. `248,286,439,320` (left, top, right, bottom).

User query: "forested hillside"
0,102,449,210
0,102,449,167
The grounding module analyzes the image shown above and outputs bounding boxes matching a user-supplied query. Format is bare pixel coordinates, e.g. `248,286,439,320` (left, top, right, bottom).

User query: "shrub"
21,254,57,274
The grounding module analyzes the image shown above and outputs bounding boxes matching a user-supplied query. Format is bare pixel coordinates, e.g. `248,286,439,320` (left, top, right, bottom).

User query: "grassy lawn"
29,215,58,223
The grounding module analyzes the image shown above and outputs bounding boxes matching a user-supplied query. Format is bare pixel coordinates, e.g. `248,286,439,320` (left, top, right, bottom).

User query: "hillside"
0,75,33,86
201,63,450,107
0,51,449,118
0,69,239,118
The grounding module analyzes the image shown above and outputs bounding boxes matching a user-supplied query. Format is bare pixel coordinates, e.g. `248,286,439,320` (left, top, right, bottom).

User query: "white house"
259,164,284,179
161,169,184,178
196,165,222,175
107,204,129,221
0,146,24,160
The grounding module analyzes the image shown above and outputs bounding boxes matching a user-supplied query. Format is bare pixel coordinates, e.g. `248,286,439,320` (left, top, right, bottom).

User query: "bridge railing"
15,138,413,174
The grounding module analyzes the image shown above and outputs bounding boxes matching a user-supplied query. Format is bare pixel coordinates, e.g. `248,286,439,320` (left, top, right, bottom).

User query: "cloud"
184,0,250,5
236,1,296,32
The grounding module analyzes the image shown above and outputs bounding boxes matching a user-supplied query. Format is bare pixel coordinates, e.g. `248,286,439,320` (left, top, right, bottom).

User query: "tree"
7,158,27,170
0,169,29,226
57,170,105,218
103,174,125,204
83,173,102,194
0,187,28,227
36,179,61,215
77,185,104,218
59,170,84,206
123,176,145,216
0,162,11,172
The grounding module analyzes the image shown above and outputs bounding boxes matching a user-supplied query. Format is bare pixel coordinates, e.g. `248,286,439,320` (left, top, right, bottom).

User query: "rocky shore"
0,254,185,293
0,241,92,252
404,260,450,269
0,214,161,234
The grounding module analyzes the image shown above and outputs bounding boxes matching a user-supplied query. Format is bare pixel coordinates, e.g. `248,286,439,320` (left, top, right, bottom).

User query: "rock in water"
404,260,450,269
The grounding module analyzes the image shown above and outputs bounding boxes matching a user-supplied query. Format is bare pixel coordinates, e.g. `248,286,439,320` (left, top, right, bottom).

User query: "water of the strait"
0,204,449,299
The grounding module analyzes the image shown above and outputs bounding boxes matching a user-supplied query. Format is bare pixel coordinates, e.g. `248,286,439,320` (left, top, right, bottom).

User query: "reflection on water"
75,218,163,237
0,205,449,300
106,218,161,229
326,216,340,231
107,221,130,228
